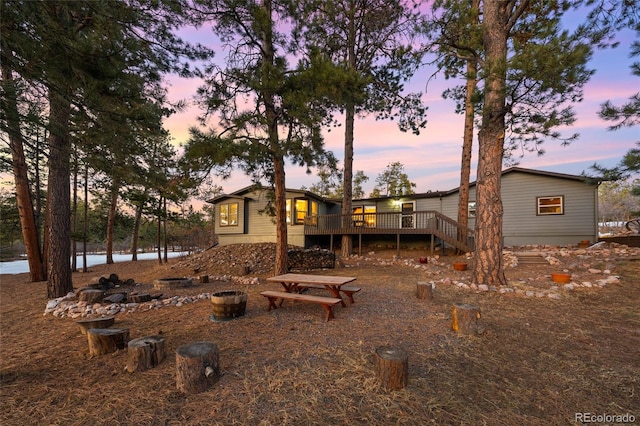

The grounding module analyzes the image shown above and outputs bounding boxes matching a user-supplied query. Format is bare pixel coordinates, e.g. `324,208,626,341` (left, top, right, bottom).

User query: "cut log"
79,289,105,303
374,346,408,391
416,282,434,301
127,293,151,303
103,293,125,304
451,303,484,335
87,328,130,356
77,317,115,335
126,335,166,373
176,341,220,394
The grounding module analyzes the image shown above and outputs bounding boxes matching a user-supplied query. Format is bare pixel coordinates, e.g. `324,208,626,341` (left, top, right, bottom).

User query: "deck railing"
304,210,474,252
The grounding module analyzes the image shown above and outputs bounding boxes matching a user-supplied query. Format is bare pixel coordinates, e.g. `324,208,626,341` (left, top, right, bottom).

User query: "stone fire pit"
153,277,193,290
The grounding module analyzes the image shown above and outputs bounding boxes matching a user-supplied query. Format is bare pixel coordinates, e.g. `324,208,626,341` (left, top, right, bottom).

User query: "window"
309,200,318,225
468,201,476,218
286,199,292,224
286,198,318,225
353,206,376,227
401,202,415,228
537,196,564,215
219,202,238,226
295,199,308,224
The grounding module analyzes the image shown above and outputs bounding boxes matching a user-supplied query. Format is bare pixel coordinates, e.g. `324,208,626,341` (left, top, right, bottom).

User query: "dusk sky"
163,20,639,197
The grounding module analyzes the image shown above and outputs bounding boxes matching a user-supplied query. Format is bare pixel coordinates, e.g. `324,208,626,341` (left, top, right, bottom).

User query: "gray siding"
418,173,597,245
500,173,597,245
212,169,599,248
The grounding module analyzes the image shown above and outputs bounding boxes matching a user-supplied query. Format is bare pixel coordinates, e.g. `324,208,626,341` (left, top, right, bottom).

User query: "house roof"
207,167,602,204
353,166,601,201
499,167,602,184
207,184,338,204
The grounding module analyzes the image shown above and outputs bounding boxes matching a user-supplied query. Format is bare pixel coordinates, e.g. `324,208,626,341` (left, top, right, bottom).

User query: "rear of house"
208,167,600,250
209,186,337,247
496,168,599,246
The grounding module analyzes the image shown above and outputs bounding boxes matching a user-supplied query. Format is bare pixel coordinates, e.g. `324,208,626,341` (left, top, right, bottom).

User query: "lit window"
219,203,238,226
537,196,564,215
286,199,292,224
309,201,318,225
353,206,376,226
295,199,308,224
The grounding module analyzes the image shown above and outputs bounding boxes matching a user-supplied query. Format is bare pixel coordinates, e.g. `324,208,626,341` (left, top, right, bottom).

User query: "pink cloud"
163,21,638,200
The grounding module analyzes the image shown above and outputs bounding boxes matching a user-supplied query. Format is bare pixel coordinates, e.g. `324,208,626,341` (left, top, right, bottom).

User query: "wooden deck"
304,210,474,253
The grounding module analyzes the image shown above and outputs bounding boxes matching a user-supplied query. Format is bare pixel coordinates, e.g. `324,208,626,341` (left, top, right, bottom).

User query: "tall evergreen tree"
294,0,427,257
1,0,210,297
425,1,600,285
371,161,416,197
186,0,358,274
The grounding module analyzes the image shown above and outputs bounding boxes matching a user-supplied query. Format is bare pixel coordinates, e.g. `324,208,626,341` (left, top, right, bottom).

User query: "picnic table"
261,273,360,322
266,273,358,307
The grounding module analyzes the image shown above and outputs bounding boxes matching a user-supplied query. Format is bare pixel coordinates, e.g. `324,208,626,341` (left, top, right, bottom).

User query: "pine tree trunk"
1,62,46,282
157,196,163,264
456,0,479,247
273,154,288,275
46,88,74,298
341,15,357,258
130,191,146,261
341,102,355,258
71,148,78,272
106,178,120,265
82,164,89,272
163,197,168,263
261,0,288,275
473,0,508,287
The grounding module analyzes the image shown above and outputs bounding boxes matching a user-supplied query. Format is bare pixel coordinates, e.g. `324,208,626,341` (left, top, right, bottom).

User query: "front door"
401,201,415,228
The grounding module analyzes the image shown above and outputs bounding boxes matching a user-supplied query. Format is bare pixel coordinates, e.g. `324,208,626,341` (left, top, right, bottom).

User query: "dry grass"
1,254,639,425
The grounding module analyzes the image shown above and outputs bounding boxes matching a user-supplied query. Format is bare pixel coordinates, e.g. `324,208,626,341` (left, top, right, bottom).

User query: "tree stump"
79,289,105,303
374,346,408,391
98,277,113,289
77,317,115,335
451,303,484,335
233,265,250,276
126,335,166,373
103,293,125,304
416,282,434,301
87,328,130,356
128,293,151,303
176,342,220,394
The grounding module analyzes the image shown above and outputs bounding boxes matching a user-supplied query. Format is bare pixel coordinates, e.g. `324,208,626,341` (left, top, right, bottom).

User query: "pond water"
0,251,188,275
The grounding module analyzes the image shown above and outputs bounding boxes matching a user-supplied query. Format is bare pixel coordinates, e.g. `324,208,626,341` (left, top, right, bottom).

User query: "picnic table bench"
259,290,342,322
295,283,362,304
